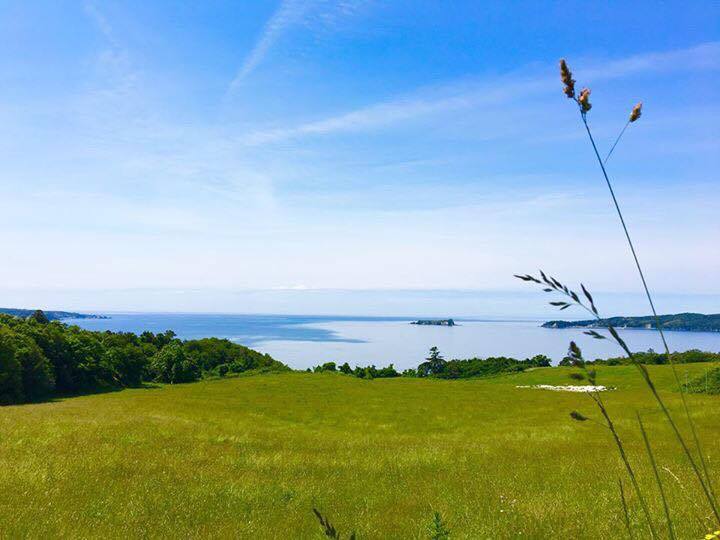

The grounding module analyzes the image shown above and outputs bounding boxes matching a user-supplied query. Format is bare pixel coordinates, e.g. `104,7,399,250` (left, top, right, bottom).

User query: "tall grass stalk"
312,508,356,539
637,412,675,539
619,479,634,539
566,340,657,537
517,269,720,524
575,83,718,524
590,391,657,538
661,466,713,531
604,119,630,164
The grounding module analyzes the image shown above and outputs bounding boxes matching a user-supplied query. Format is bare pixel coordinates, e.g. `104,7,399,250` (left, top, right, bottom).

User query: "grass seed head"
559,59,576,98
568,341,582,360
578,88,592,112
629,102,642,122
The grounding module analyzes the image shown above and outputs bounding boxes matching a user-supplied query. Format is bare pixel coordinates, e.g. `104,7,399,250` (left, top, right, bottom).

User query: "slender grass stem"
638,412,675,540
579,111,719,523
590,392,657,538
619,479,634,539
662,466,713,530
555,275,720,524
523,268,717,533
604,120,630,165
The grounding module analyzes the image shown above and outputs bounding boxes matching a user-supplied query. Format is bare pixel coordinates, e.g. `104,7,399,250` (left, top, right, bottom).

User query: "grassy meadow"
1,364,719,538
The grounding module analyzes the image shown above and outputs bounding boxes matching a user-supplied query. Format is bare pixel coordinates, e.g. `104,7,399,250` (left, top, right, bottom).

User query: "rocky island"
543,313,720,332
411,319,456,326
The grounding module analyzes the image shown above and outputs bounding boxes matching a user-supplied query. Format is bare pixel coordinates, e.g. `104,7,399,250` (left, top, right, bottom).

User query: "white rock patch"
516,384,612,392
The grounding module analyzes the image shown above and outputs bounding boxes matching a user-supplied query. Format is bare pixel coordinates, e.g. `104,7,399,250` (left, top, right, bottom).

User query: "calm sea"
65,313,720,370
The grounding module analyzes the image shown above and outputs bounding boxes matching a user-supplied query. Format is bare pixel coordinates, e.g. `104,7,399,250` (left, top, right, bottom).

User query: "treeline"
559,349,720,366
430,354,551,379
310,362,404,379
311,346,720,380
0,311,287,405
543,312,720,332
310,347,552,380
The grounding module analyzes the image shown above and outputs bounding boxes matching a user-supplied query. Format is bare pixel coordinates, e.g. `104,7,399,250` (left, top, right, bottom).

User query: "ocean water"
65,313,720,370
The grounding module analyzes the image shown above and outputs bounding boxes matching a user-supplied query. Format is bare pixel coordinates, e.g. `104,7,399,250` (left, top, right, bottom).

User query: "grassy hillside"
1,365,719,538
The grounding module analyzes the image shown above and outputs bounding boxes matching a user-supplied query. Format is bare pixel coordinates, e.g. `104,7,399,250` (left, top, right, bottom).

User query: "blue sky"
0,1,718,313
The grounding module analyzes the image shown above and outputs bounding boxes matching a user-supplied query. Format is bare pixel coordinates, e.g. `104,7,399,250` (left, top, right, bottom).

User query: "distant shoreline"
0,308,109,321
543,313,720,333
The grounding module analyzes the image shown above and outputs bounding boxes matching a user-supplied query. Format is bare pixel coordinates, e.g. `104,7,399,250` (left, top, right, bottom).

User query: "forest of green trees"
312,346,720,380
310,346,553,379
0,310,287,405
4,310,720,405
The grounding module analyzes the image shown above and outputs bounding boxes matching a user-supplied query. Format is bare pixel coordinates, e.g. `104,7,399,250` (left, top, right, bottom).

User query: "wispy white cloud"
84,1,119,48
311,0,373,32
230,0,311,90
242,76,546,144
5,3,719,297
242,41,720,144
582,41,720,80
229,0,371,90
82,0,140,110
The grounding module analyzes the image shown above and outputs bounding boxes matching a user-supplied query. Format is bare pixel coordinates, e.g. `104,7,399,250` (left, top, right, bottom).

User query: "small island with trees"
543,312,720,332
411,319,456,326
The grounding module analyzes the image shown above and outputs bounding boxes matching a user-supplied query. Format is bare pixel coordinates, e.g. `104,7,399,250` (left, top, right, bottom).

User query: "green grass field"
1,364,718,538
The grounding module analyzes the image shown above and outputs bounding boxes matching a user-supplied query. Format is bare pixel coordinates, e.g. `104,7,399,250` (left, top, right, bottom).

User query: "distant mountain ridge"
543,313,720,332
0,308,108,321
